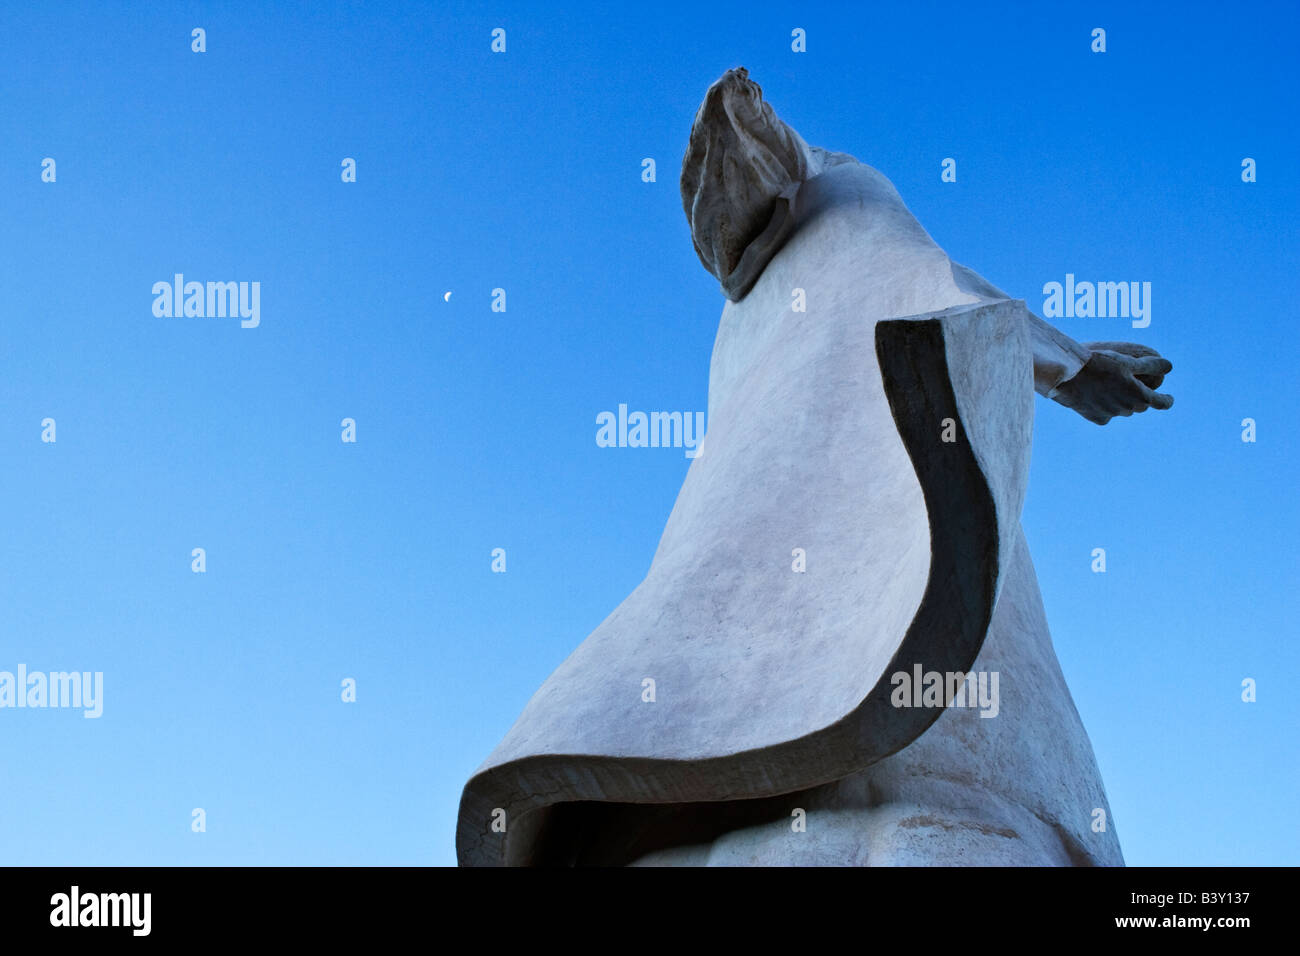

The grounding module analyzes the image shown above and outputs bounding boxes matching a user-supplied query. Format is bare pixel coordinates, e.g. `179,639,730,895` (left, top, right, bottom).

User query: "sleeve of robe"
948,261,1093,398
1027,311,1094,398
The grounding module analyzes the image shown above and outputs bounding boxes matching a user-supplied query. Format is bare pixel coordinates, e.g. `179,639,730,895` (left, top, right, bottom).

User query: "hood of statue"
681,66,860,301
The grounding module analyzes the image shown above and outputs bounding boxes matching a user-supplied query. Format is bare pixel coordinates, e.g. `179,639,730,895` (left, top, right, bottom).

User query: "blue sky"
0,0,1295,866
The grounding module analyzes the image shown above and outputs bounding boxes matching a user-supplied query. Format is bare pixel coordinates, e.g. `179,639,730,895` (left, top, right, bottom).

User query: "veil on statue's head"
680,67,856,301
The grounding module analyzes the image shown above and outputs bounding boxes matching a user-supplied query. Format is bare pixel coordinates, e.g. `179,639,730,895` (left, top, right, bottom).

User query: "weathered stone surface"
456,67,1156,867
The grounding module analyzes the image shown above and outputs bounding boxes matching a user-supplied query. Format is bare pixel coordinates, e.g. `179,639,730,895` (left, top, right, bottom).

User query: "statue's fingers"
1137,381,1174,410
1132,355,1173,378
1084,341,1160,359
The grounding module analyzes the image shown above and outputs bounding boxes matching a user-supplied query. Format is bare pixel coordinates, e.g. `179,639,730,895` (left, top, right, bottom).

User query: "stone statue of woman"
457,67,1173,866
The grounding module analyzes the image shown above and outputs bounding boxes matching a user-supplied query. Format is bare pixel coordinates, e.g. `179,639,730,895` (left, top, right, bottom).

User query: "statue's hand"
1051,342,1174,425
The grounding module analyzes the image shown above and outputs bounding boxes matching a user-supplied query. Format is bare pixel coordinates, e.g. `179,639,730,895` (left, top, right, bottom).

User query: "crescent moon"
443,291,452,302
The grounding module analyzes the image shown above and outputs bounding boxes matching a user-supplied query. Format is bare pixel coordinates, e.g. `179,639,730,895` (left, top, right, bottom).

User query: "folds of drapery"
457,295,1036,866
458,147,1064,866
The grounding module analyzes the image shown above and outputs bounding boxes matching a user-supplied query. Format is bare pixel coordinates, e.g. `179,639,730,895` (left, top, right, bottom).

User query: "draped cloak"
456,156,1124,867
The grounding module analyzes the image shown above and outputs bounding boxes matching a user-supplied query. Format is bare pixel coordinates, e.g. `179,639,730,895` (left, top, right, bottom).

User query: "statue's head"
681,67,818,299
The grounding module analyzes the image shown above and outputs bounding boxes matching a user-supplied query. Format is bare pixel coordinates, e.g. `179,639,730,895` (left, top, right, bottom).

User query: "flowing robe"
456,156,1123,867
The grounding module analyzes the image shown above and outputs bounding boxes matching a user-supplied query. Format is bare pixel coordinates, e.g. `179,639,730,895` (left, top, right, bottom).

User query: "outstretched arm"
949,261,1174,425
1032,312,1174,425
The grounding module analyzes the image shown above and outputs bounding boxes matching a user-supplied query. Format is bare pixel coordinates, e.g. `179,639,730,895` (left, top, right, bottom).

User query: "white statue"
457,68,1173,866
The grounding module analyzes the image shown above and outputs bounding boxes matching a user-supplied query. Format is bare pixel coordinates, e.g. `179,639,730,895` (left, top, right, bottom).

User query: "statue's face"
681,67,815,285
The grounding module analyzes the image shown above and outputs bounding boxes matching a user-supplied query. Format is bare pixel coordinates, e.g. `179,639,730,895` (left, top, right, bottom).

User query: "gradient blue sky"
1,1,1295,866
